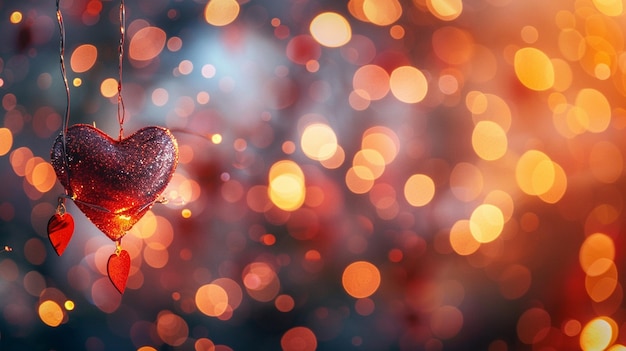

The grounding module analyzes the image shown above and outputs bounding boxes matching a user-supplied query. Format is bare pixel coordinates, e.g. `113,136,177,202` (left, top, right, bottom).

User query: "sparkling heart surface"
50,124,178,241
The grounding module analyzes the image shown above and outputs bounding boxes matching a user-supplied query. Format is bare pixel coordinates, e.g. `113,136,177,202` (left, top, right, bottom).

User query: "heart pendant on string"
48,0,179,294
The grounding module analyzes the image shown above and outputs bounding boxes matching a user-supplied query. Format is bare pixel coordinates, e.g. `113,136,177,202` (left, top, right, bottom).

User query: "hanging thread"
56,0,73,196
117,0,126,140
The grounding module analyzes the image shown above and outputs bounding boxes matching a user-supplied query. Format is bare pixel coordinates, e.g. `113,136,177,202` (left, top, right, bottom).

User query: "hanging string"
56,0,72,197
117,0,126,140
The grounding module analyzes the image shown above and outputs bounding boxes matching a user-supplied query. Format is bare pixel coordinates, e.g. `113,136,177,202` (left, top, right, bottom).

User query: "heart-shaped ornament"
47,213,74,256
107,249,131,294
50,124,178,241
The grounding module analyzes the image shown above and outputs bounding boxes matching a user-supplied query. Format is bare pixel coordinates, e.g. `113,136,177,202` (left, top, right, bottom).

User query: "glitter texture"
50,124,179,241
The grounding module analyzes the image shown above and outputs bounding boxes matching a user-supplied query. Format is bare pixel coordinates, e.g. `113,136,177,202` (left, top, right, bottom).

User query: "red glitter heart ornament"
107,249,131,294
47,213,74,256
50,124,178,241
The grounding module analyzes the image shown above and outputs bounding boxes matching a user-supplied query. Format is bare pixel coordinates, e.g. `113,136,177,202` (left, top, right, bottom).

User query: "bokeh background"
2,0,626,350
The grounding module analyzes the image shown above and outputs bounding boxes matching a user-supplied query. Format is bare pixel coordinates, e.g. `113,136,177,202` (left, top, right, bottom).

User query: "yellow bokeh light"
515,150,555,196
389,66,428,103
514,47,555,91
580,317,617,351
469,204,504,243
585,260,617,302
345,166,374,194
471,121,508,161
301,123,338,161
484,190,514,222
64,300,75,311
592,0,623,16
39,300,64,327
575,88,611,133
310,12,351,48
268,160,305,211
353,149,386,180
537,161,567,204
204,0,240,27
404,174,435,207
449,219,481,256
427,0,463,21
100,78,119,98
361,126,400,165
342,261,381,298
70,44,98,73
363,0,402,26
0,128,13,156
579,233,615,276
211,134,223,144
10,11,23,24
72,78,82,87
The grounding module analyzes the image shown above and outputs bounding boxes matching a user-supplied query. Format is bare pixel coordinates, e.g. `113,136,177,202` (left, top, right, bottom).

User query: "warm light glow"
268,160,305,211
579,233,615,276
449,219,480,256
242,262,280,302
0,128,13,156
156,311,189,347
514,47,555,91
575,88,611,133
195,283,229,317
353,149,385,180
516,150,556,196
469,204,504,243
342,261,381,298
361,126,400,165
592,0,623,16
100,78,118,98
353,65,390,101
389,66,428,103
64,300,75,311
472,121,508,161
427,0,463,21
70,44,98,73
362,0,402,26
580,317,617,351
129,27,166,61
281,327,317,351
9,11,22,24
404,174,435,207
38,300,64,327
204,0,240,26
310,12,352,48
301,123,338,161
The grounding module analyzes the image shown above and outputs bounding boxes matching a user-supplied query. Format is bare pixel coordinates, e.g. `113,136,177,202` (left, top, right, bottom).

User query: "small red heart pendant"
107,249,131,294
47,213,74,256
50,124,178,241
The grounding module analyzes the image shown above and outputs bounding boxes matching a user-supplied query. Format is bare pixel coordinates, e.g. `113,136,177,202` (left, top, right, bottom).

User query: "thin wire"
117,0,126,140
56,0,73,196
